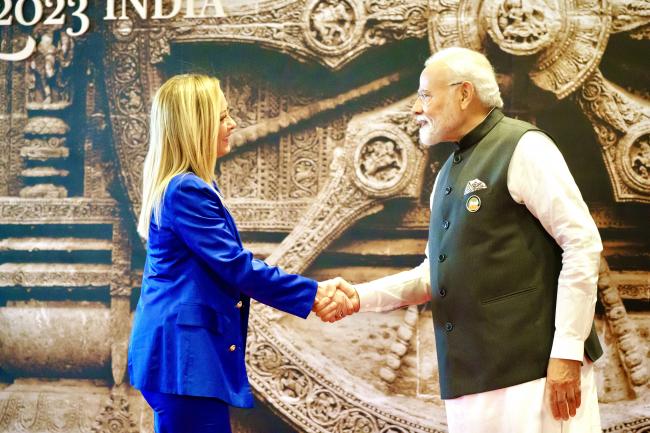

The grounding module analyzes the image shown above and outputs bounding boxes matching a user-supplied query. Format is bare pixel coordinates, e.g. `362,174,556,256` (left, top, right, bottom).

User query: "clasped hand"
312,277,359,322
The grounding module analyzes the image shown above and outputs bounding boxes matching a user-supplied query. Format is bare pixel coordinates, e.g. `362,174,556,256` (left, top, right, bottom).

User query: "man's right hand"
546,357,582,421
312,277,359,322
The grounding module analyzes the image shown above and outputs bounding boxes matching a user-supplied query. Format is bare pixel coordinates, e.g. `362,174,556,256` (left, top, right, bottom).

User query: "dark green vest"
428,109,603,399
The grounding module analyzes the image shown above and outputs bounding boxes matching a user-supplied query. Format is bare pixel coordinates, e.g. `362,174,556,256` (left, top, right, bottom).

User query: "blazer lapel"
213,182,242,246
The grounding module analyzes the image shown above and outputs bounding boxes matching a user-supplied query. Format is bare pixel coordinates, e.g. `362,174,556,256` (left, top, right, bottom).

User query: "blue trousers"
141,390,232,433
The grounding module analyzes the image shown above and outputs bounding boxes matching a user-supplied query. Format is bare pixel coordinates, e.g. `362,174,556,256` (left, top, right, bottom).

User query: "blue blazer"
128,173,318,408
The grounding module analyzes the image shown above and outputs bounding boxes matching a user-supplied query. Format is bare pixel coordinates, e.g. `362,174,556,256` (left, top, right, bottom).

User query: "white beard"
418,123,438,148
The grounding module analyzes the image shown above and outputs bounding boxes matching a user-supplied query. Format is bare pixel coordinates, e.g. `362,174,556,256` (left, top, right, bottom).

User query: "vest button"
453,154,462,164
445,322,453,332
442,220,450,230
444,186,452,195
438,254,447,263
235,301,243,309
439,289,447,297
229,344,237,352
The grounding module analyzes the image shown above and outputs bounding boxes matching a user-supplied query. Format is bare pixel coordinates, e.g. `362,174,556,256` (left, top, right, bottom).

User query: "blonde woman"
128,74,359,432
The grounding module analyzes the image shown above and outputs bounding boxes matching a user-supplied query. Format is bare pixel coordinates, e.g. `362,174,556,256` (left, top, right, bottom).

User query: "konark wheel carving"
352,126,417,198
621,127,650,192
427,0,483,52
577,70,650,202
428,0,650,204
303,0,364,54
528,0,610,99
486,0,563,56
429,0,611,100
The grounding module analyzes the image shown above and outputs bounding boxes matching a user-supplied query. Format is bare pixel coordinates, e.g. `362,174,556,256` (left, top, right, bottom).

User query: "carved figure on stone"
359,138,403,184
631,135,650,180
118,87,144,114
491,0,560,54
310,0,354,46
291,157,318,197
229,83,257,126
27,24,74,108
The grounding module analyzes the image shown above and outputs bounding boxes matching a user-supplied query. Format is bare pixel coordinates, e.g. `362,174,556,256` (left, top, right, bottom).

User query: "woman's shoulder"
165,173,220,205
167,173,213,195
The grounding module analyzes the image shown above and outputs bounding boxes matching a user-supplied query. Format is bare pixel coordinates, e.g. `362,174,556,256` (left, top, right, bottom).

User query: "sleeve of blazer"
168,175,318,319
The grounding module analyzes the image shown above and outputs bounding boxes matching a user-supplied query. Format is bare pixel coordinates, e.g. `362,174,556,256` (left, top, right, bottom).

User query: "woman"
128,74,356,432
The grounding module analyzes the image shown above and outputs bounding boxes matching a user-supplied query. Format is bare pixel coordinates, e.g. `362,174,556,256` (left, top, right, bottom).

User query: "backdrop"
0,1,648,432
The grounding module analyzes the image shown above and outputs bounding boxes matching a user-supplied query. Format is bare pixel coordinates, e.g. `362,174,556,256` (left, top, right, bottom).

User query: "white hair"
425,47,504,109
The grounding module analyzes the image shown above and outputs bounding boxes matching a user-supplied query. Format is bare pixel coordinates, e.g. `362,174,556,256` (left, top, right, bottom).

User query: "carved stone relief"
0,1,648,433
26,24,74,110
304,0,362,53
487,0,563,55
577,71,650,202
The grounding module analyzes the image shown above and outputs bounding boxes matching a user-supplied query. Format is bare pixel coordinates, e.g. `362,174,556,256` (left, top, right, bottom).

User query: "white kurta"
356,130,603,433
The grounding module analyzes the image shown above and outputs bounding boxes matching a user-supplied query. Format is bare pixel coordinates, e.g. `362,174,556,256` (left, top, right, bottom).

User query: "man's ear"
459,82,474,110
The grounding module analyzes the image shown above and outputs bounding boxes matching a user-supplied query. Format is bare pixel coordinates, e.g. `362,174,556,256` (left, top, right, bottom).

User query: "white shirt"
356,130,603,362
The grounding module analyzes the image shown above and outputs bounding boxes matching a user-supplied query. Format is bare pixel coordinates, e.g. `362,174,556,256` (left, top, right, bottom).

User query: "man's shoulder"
499,115,539,133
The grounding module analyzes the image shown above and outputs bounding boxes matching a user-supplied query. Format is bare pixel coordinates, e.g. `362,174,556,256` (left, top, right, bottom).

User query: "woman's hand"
312,277,360,322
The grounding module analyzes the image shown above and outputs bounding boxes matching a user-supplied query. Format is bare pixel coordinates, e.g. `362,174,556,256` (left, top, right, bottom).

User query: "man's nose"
411,96,422,115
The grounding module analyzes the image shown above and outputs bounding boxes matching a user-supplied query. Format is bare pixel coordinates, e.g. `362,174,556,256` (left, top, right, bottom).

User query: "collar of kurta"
454,108,504,152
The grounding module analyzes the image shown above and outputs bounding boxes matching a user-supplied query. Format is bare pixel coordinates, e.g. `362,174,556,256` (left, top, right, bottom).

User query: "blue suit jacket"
128,173,318,408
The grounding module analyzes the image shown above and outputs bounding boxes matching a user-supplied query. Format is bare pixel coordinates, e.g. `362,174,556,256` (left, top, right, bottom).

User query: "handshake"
312,277,360,322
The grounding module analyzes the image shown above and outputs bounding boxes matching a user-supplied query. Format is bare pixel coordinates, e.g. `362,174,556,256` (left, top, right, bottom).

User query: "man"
315,47,603,433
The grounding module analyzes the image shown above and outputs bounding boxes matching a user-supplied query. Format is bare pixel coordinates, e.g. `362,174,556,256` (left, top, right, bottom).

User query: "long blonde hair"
138,74,226,239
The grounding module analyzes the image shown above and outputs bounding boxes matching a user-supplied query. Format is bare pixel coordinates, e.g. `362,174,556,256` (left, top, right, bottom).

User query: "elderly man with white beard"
314,47,603,433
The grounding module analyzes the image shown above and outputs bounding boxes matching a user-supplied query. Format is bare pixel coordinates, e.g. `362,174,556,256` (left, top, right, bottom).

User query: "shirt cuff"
356,282,383,313
550,335,585,361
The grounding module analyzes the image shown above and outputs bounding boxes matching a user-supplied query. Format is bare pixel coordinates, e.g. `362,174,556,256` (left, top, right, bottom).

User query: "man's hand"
546,358,582,421
312,277,360,322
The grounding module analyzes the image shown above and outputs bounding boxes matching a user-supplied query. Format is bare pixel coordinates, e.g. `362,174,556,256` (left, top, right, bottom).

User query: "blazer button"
442,220,450,230
438,253,447,263
453,154,462,164
229,344,236,352
444,186,452,195
235,301,243,309
439,289,447,297
445,322,453,332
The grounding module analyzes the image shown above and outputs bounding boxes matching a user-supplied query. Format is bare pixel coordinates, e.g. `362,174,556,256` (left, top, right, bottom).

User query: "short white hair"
425,47,504,109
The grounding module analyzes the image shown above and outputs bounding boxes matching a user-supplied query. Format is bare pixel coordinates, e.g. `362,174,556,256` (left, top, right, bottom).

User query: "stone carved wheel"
96,0,649,432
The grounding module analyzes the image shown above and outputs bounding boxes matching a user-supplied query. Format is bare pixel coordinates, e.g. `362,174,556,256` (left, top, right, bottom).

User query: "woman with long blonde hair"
128,74,358,432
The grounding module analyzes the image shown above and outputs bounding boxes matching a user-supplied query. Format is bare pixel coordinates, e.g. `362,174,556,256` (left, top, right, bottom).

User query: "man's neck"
456,107,494,141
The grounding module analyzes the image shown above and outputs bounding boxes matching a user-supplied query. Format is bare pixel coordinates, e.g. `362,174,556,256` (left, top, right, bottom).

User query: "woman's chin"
218,144,231,157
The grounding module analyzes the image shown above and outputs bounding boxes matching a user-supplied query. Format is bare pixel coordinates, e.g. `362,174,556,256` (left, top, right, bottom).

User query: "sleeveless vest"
428,109,603,399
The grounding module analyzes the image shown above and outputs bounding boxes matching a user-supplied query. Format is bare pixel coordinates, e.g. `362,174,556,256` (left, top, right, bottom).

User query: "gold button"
229,345,236,352
235,301,243,309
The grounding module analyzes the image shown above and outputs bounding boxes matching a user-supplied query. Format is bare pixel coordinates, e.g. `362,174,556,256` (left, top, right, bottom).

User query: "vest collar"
454,108,504,152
